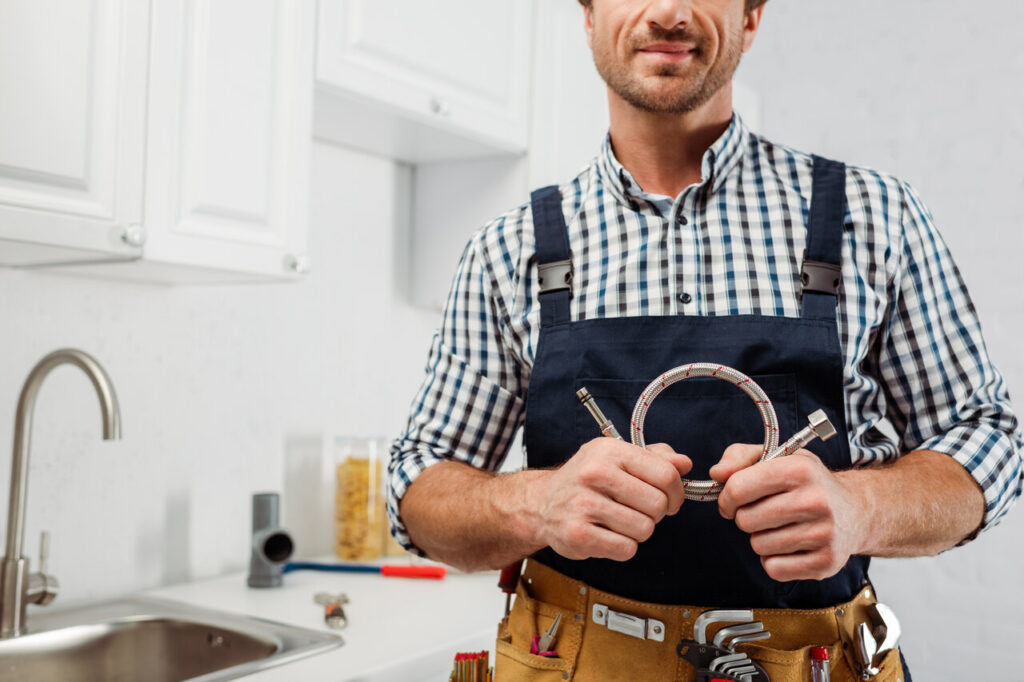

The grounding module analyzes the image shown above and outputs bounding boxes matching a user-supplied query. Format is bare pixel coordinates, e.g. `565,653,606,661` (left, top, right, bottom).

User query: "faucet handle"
38,531,50,574
27,531,58,606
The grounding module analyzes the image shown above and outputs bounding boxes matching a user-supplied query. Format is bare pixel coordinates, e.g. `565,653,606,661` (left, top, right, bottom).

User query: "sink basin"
0,596,342,681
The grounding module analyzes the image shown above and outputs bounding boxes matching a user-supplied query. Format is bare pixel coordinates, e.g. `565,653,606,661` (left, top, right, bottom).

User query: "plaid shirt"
388,115,1023,553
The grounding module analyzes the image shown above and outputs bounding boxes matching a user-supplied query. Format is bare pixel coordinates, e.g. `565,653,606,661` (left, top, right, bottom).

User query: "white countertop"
146,564,503,682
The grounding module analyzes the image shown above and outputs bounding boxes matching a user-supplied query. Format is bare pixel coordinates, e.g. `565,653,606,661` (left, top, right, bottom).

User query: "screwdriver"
498,560,523,616
810,646,831,682
283,561,446,578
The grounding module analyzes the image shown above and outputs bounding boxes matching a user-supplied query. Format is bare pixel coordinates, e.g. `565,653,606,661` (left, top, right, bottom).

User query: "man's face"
585,0,762,115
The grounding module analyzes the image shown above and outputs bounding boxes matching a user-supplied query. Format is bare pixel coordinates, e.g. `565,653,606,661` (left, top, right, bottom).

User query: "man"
388,1,1023,680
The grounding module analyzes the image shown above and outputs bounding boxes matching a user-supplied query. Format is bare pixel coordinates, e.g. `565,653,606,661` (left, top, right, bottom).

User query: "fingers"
732,475,833,535
589,496,658,545
622,442,689,515
541,439,693,562
718,452,821,520
554,521,641,562
761,547,848,582
590,459,675,520
646,442,694,477
709,443,763,483
711,450,860,582
573,440,677,518
544,472,662,562
748,520,833,557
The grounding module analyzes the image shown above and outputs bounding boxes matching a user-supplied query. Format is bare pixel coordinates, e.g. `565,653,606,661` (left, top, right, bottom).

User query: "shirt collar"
596,112,749,209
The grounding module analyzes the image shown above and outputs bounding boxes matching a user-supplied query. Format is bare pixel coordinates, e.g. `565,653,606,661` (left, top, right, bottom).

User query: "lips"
639,42,696,55
636,42,697,64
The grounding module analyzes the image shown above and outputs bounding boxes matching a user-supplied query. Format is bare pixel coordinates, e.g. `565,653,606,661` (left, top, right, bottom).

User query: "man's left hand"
711,444,869,582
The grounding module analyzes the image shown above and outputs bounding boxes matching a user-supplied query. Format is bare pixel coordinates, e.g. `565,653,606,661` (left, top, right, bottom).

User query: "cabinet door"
316,0,532,162
407,1,608,311
0,0,148,266
141,0,315,281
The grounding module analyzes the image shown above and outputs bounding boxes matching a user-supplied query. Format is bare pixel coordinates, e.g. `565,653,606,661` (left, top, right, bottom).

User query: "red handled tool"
380,564,447,578
810,646,831,682
284,561,446,578
498,560,524,616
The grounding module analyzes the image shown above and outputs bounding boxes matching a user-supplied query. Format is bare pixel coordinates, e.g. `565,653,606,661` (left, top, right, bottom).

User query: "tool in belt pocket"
677,609,771,682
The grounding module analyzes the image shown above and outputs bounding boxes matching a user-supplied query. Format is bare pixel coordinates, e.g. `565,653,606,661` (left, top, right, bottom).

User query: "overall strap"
531,186,572,327
801,156,848,320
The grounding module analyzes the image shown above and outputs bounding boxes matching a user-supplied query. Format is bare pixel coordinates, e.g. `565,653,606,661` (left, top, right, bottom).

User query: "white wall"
0,140,439,605
738,1,1024,677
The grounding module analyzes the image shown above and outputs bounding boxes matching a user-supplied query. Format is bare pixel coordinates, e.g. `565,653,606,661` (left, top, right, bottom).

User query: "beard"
592,23,744,115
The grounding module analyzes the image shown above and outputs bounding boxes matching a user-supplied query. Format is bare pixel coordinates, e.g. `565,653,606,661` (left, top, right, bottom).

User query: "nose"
645,0,693,31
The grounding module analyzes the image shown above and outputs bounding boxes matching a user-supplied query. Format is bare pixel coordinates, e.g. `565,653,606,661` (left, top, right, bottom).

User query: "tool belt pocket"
738,640,903,682
495,581,580,681
861,647,903,682
740,642,842,682
495,640,570,682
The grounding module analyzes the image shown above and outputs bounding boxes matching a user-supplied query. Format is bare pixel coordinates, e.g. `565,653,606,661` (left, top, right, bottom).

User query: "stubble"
592,23,744,115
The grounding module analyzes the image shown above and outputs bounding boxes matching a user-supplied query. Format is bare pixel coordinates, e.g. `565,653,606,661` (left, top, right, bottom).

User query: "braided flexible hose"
629,364,778,501
577,363,837,502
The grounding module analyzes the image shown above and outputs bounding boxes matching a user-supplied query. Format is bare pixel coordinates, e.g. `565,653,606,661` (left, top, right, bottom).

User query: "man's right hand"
528,439,692,562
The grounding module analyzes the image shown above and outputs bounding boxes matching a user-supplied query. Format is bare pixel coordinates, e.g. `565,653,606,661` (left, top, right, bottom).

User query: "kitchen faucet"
0,349,121,638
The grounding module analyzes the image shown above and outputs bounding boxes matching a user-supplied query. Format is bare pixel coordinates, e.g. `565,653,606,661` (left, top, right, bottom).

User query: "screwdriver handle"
498,560,524,617
498,560,523,594
380,564,447,579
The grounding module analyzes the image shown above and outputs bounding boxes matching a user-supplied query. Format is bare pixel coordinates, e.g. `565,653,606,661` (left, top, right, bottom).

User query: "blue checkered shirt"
387,115,1023,554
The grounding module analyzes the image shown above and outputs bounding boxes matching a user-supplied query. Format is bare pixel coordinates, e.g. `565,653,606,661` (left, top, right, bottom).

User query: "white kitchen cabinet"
527,1,610,190
314,0,533,163
0,0,148,267
0,0,315,283
408,0,608,310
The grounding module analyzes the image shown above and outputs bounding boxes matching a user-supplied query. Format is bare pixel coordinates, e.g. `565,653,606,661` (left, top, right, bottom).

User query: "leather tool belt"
495,559,906,682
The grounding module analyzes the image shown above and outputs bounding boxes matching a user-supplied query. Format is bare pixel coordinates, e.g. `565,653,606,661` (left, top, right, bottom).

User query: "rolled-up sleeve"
387,223,527,554
877,181,1023,535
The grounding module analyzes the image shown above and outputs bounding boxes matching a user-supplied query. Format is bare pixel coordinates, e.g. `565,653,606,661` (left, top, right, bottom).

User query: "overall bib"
496,158,911,681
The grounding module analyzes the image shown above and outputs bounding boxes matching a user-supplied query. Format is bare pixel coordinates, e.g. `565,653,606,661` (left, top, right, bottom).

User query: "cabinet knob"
285,253,311,275
120,224,146,248
429,96,451,117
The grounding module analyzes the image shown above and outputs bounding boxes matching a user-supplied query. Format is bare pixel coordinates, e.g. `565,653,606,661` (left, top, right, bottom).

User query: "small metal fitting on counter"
247,492,295,588
314,592,349,629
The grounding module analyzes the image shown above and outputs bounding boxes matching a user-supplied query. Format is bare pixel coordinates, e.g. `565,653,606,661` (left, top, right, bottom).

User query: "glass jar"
334,437,388,561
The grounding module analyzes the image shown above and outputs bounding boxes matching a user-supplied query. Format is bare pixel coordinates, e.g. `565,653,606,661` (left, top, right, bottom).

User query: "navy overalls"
522,157,911,676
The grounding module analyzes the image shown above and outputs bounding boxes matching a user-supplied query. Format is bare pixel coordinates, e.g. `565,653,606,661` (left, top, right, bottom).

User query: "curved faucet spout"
2,348,121,636
5,349,121,562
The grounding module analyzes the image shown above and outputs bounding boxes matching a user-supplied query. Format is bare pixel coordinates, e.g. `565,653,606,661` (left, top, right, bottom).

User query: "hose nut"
807,409,837,441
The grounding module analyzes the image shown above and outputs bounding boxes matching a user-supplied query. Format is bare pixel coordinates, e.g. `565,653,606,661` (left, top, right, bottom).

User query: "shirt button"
677,214,688,225
678,292,692,304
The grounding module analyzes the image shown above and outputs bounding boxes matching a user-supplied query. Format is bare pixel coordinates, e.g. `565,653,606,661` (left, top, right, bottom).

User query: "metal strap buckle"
591,603,665,642
537,259,573,295
800,260,842,295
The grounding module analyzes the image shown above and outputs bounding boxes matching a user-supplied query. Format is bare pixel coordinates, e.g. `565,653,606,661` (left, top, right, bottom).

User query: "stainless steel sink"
0,596,343,681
